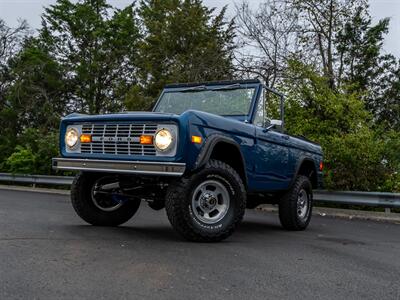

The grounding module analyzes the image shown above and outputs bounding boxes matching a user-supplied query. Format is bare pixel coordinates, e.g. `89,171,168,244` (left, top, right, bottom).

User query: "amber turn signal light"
80,134,92,143
191,135,202,144
140,135,154,145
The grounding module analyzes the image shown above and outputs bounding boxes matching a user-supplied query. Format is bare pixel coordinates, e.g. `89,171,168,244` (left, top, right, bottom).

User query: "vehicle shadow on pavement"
62,218,284,243
238,220,283,234
63,224,181,243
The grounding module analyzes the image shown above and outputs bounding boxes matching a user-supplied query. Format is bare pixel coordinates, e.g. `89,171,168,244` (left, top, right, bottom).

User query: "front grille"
80,123,158,156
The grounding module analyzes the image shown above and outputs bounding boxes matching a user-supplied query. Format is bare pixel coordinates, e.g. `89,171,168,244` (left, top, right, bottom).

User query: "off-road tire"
279,175,313,231
165,159,246,242
71,172,141,226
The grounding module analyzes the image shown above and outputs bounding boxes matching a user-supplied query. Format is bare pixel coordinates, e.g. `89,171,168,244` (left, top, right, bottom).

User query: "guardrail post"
385,208,391,214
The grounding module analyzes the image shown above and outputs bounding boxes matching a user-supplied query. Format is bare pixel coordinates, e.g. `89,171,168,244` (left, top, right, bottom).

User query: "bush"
321,130,387,191
4,128,59,175
5,146,36,174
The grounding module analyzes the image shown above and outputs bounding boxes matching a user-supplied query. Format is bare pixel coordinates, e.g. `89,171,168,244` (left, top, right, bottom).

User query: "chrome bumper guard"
52,158,186,176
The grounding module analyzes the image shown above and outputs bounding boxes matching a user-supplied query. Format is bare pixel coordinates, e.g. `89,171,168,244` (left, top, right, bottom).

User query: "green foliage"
379,130,400,192
336,6,390,90
284,60,370,139
283,60,399,191
6,39,66,131
372,62,400,131
331,4,400,130
40,0,141,113
5,146,37,174
0,107,18,169
0,38,65,171
322,130,387,191
124,85,154,111
4,129,59,175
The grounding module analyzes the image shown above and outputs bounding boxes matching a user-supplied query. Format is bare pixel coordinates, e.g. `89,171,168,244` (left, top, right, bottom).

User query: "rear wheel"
71,172,141,226
279,175,313,230
165,159,246,242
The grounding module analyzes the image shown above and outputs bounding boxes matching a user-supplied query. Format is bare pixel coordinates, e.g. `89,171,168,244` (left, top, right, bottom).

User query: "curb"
257,204,400,224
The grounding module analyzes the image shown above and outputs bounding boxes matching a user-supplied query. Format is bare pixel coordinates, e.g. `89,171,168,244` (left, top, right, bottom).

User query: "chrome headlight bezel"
65,127,79,149
154,128,174,152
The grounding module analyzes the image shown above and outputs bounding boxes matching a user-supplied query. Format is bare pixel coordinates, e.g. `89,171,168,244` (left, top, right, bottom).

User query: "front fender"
194,134,244,170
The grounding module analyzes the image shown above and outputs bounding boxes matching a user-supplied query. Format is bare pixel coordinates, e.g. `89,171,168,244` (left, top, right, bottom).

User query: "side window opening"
254,87,270,127
254,88,264,127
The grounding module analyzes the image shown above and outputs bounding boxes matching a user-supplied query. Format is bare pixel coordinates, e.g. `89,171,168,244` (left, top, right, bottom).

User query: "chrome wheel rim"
297,189,309,219
191,180,230,224
91,177,125,212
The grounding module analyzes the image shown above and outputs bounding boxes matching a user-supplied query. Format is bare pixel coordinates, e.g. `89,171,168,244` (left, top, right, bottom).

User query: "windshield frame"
152,82,262,121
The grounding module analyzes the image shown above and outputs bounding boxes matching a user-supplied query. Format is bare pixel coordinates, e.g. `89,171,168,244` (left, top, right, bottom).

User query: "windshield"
154,86,256,116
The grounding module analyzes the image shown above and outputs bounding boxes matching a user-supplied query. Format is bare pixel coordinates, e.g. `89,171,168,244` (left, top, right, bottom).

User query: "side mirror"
264,119,283,131
270,119,282,127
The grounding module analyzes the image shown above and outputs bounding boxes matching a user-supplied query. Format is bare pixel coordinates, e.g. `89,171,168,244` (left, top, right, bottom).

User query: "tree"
291,0,367,89
283,60,394,191
334,5,400,130
0,38,66,171
39,0,141,114
136,0,235,102
234,0,299,87
376,64,400,130
5,39,66,131
336,7,389,88
235,0,367,89
235,0,400,129
0,19,29,98
0,19,30,168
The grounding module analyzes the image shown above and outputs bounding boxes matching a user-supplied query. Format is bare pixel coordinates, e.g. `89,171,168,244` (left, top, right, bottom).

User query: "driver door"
253,88,291,190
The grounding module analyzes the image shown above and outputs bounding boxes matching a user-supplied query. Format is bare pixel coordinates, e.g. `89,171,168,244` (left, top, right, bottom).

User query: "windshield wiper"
211,83,241,91
179,83,242,92
180,85,207,92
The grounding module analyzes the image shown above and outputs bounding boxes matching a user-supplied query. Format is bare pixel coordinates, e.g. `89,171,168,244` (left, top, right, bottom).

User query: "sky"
0,0,399,57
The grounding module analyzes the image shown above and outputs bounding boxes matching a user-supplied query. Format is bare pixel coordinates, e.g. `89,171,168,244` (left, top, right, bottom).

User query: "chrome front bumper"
52,158,186,176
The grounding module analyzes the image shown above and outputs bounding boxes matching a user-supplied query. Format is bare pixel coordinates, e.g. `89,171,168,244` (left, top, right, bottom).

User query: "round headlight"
65,127,79,148
154,128,173,151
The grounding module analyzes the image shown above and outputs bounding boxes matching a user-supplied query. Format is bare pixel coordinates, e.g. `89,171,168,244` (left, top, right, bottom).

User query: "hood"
62,111,180,123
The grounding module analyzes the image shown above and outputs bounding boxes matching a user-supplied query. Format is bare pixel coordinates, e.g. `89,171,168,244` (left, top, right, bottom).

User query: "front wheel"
279,175,313,231
165,160,246,242
71,172,141,226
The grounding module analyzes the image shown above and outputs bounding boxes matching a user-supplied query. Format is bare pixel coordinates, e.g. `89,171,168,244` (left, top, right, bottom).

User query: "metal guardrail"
0,173,399,209
0,173,73,186
314,190,400,209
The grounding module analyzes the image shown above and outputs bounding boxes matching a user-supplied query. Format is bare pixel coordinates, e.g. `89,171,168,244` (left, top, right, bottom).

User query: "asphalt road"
0,189,399,300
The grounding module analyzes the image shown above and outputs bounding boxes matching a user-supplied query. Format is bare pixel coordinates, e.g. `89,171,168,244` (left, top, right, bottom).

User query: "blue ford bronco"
53,79,323,242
